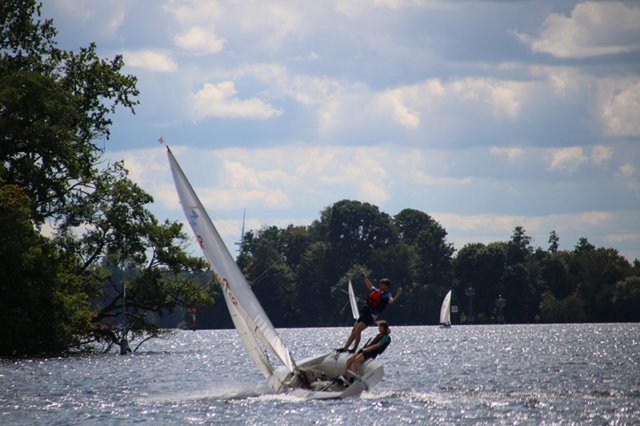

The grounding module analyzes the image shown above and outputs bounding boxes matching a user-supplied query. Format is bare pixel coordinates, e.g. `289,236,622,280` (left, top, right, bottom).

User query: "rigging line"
249,261,278,287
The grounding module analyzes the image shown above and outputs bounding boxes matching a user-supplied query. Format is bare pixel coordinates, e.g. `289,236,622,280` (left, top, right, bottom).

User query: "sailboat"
167,147,383,399
439,289,452,328
348,279,360,320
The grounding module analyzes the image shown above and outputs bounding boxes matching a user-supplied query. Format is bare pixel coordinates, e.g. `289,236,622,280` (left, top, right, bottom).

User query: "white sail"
348,280,359,320
440,290,452,326
167,148,296,377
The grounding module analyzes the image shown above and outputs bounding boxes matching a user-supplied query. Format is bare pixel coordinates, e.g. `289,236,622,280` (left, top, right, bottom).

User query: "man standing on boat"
337,272,402,353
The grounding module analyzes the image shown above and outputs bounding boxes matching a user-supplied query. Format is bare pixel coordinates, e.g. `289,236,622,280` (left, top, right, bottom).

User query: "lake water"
1,324,639,425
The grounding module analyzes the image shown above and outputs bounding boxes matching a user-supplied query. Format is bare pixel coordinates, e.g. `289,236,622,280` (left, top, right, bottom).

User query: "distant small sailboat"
348,279,359,320
440,290,452,328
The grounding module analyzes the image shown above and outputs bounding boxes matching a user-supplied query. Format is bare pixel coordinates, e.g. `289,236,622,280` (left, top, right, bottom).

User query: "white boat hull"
270,351,384,399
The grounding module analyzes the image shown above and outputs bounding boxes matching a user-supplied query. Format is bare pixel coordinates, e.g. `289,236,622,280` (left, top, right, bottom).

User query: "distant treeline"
192,199,640,329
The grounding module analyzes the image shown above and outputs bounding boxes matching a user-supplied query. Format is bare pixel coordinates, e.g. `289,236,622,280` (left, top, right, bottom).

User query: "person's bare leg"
341,321,359,350
350,322,367,351
342,354,356,376
348,354,365,376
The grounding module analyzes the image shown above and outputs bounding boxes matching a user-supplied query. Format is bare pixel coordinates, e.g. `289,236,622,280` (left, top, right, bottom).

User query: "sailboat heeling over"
167,148,296,377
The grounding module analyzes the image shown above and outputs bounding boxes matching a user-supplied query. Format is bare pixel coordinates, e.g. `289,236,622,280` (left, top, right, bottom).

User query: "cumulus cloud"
433,211,614,246
516,1,640,58
377,77,524,131
618,163,635,178
234,3,304,48
49,0,126,39
122,50,177,72
546,147,588,173
174,26,225,54
490,147,525,164
164,0,220,25
591,145,613,166
413,171,472,186
190,82,283,120
335,0,439,18
602,81,640,137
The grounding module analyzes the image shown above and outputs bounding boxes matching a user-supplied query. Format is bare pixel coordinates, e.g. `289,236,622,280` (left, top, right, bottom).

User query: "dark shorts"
356,305,375,326
362,350,380,360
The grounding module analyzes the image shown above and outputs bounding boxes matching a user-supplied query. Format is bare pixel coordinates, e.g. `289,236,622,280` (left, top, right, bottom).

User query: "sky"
41,0,640,262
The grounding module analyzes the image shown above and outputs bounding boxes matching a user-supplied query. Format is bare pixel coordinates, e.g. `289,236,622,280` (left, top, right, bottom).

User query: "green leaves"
1,0,138,224
0,2,207,355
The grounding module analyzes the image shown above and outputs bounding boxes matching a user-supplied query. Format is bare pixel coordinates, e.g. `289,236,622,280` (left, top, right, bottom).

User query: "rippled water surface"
1,324,639,425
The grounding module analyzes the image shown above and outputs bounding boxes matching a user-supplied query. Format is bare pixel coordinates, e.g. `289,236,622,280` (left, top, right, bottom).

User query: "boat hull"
270,351,384,399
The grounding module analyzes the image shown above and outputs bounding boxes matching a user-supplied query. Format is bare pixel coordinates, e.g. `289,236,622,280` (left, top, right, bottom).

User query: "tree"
240,226,297,326
0,184,93,355
539,292,586,323
320,200,397,280
49,162,213,351
574,237,595,254
394,208,435,246
0,1,211,355
548,230,559,253
571,247,631,321
1,0,138,224
295,241,332,325
612,277,640,321
453,242,507,323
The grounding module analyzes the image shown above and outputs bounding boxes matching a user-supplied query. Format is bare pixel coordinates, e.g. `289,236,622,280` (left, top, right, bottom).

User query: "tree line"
196,200,640,329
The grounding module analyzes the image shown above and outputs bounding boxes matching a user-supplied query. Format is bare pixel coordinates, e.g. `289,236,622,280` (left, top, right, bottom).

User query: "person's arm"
388,287,404,305
361,336,389,353
360,273,374,291
360,342,382,353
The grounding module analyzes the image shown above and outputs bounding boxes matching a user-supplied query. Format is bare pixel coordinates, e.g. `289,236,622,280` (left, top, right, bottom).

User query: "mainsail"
167,148,296,380
348,280,359,320
440,290,452,326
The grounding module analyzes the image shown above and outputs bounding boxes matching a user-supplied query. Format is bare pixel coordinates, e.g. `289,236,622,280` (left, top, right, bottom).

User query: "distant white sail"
348,280,359,320
167,148,296,378
440,290,452,327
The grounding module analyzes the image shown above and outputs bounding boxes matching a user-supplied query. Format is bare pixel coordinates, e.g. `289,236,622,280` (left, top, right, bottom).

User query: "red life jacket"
366,288,390,312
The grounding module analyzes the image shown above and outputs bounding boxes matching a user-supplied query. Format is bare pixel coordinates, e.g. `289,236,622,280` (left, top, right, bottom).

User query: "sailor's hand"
397,287,404,295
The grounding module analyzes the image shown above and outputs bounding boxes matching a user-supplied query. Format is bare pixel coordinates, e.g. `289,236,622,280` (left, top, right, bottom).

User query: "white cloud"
546,147,588,173
618,163,635,178
602,81,640,137
49,0,127,39
190,81,283,120
591,145,613,166
234,3,304,48
516,2,640,58
618,163,640,191
412,171,472,186
335,0,441,18
174,26,225,54
435,211,613,234
490,147,525,164
378,77,524,130
164,0,220,25
122,50,177,72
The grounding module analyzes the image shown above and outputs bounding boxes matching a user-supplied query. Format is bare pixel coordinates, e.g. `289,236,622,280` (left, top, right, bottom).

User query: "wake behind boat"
167,147,383,399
